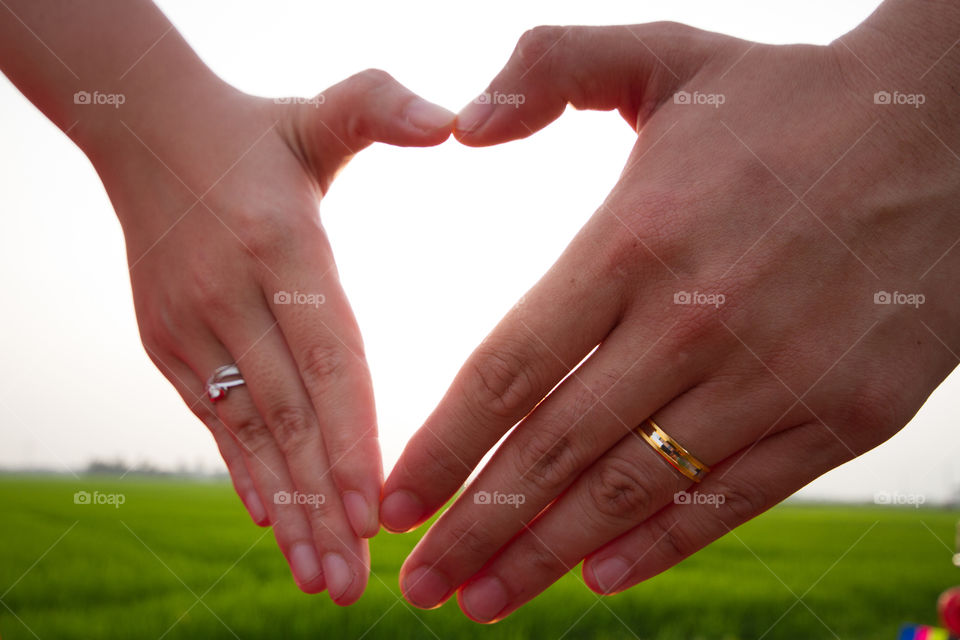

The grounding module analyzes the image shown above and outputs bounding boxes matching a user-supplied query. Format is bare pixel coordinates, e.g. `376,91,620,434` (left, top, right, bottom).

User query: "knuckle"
415,433,469,485
514,428,581,496
351,67,395,89
139,326,171,360
445,518,499,561
595,195,683,280
229,414,274,453
514,536,569,578
515,25,567,70
302,494,342,529
835,380,901,435
300,343,352,395
714,483,769,523
666,306,719,349
464,343,539,421
265,404,317,451
226,207,321,263
233,212,290,259
588,455,658,522
647,512,695,561
551,385,607,446
186,259,232,309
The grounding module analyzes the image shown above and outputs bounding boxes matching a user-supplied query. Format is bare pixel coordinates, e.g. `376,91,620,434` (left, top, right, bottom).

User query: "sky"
0,0,956,503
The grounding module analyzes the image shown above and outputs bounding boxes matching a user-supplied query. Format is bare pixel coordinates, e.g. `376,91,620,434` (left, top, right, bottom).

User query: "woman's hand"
382,3,960,622
2,0,454,603
90,71,452,602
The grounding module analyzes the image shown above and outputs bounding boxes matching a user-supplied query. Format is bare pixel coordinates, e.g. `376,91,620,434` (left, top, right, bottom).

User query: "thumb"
285,68,455,193
455,23,723,146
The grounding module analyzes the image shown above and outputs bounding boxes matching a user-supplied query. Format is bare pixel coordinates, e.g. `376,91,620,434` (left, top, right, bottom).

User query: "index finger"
380,238,623,533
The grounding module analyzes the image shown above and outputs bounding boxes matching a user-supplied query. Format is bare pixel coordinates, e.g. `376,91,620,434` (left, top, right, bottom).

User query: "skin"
382,0,960,623
0,0,454,604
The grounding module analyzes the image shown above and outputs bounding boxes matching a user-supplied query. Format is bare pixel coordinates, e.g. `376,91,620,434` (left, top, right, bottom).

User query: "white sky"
1,0,956,502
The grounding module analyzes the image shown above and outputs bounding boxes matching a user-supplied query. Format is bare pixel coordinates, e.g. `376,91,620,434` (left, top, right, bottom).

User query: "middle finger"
398,317,714,609
212,303,369,604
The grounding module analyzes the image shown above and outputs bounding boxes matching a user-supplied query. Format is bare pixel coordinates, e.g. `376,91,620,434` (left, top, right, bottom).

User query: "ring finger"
144,345,269,526
210,306,370,605
454,377,806,622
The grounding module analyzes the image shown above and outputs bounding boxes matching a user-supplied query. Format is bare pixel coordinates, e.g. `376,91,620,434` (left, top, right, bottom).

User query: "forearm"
0,0,236,159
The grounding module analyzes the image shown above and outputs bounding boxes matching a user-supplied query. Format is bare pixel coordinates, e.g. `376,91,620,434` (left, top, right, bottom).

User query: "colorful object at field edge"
898,623,956,640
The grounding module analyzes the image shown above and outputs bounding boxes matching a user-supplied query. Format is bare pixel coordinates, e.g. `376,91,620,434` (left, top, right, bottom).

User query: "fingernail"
322,552,356,601
402,565,451,609
591,556,631,594
244,489,268,525
456,97,495,135
289,542,323,587
460,575,508,623
381,490,425,532
343,491,374,538
405,99,455,133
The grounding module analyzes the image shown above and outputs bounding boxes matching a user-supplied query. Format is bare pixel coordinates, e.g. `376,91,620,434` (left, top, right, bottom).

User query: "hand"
88,70,453,603
382,8,960,622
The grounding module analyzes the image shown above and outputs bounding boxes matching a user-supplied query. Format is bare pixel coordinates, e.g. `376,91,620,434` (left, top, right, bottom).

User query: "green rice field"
0,475,957,639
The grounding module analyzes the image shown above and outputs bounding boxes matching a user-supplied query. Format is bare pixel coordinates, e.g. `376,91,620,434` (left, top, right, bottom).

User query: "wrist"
837,0,960,88
72,60,240,166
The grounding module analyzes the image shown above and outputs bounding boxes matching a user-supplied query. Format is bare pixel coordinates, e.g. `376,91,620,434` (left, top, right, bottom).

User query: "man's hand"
382,5,960,622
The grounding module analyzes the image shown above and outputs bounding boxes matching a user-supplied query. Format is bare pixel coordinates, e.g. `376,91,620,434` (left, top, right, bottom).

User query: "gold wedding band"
637,418,710,482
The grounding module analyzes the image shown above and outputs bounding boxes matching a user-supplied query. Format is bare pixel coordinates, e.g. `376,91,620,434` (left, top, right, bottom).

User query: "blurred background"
0,0,956,505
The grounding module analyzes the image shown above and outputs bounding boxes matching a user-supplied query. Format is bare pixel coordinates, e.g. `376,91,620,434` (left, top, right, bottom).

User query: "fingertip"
323,552,364,605
583,555,631,595
454,98,496,143
581,559,604,595
242,489,270,526
401,565,453,610
343,490,380,538
402,99,456,144
380,489,426,533
457,576,509,624
289,542,326,594
296,573,327,595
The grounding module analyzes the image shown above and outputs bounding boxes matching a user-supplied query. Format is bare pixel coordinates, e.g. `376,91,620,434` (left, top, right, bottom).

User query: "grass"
0,475,957,639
